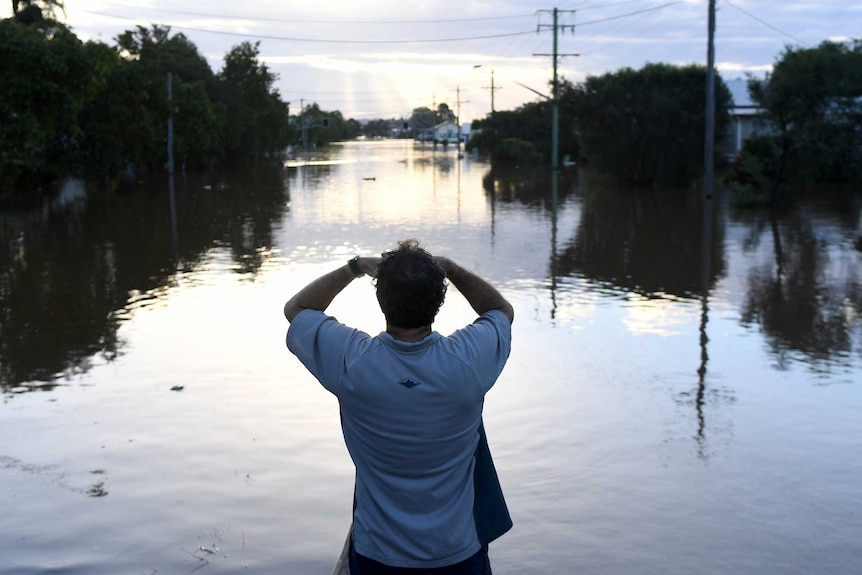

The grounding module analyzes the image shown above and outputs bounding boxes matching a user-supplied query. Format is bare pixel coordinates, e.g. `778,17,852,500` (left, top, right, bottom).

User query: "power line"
81,10,538,44
573,0,659,12
720,0,809,46
572,1,695,59
282,90,403,95
576,1,684,28
105,5,536,25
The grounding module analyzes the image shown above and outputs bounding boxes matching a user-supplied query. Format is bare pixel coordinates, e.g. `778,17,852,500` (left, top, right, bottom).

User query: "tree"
410,107,438,136
108,25,222,170
0,19,104,191
436,103,455,123
363,119,391,139
11,0,65,25
568,63,731,186
746,39,862,185
468,101,552,163
217,41,289,162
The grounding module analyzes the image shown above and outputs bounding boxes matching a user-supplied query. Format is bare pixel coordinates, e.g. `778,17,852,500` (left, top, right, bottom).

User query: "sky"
6,0,861,123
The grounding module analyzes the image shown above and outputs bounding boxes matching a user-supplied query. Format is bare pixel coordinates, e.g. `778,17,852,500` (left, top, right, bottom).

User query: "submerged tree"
567,63,731,187
104,25,222,171
217,41,289,162
746,39,862,186
469,101,552,165
0,18,104,192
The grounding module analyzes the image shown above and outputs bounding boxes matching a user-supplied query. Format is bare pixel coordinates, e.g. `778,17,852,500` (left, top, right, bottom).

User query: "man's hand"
284,255,376,322
433,256,514,324
433,256,451,274
359,256,383,278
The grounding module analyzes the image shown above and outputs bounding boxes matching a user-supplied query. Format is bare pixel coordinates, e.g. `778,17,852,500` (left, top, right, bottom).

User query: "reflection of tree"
481,166,576,208
0,165,288,392
739,207,862,367
550,182,731,458
555,182,726,299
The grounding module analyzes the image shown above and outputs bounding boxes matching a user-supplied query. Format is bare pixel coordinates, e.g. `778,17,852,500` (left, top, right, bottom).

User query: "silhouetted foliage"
0,19,103,192
745,39,862,186
567,63,732,186
217,41,289,163
469,102,556,164
0,20,305,193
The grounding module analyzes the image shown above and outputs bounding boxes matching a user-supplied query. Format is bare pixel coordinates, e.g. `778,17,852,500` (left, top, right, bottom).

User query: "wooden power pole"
704,0,717,199
536,8,578,171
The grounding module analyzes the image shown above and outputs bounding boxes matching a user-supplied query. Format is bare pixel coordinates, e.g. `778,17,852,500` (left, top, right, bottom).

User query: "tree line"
469,63,733,188
470,39,862,194
4,3,858,197
734,39,862,204
0,10,360,196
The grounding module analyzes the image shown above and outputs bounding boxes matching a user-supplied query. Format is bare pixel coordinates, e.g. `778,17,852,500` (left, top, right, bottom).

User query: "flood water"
1,140,861,574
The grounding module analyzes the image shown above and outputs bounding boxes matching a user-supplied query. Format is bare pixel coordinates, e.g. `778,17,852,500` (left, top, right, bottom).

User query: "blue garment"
287,310,512,569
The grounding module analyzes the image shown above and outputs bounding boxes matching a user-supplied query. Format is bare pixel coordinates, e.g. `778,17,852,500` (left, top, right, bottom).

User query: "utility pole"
704,0,717,199
300,98,306,149
482,68,500,115
166,72,174,176
456,86,469,157
536,8,578,171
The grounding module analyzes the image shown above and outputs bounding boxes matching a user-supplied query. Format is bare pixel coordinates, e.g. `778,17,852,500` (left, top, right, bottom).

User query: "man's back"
288,309,511,568
284,241,514,573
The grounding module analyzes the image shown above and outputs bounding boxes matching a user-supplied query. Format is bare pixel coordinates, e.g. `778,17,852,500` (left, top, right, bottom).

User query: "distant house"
721,79,771,157
432,121,459,144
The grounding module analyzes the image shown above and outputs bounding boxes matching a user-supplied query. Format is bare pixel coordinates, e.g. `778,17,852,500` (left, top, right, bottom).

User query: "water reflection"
735,202,862,370
481,166,576,209
0,166,289,391
696,198,715,459
556,179,727,299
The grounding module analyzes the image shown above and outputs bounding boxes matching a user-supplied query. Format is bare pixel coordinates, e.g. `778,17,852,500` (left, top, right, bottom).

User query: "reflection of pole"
696,197,714,458
490,170,496,244
704,0,716,199
457,147,462,222
550,171,559,319
168,173,178,249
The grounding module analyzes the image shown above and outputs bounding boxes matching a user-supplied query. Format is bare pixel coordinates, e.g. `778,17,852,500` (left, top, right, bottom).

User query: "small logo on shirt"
398,378,422,389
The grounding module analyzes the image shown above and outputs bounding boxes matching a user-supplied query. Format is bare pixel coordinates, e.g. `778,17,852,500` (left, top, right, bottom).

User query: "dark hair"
375,239,447,328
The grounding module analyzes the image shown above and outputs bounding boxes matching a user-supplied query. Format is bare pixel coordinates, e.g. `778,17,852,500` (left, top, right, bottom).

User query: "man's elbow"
501,302,515,324
284,299,301,323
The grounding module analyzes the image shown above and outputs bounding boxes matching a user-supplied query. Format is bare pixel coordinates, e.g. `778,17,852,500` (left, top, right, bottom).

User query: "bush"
490,138,543,167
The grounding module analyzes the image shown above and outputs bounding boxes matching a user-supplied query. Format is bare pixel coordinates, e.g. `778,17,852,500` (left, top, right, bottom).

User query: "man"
285,239,514,574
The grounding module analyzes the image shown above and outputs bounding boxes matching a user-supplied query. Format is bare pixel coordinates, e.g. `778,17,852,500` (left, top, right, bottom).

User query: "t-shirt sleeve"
286,309,367,394
448,309,512,393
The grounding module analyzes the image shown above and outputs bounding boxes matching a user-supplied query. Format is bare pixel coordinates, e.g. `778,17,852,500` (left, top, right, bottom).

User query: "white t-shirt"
287,309,512,568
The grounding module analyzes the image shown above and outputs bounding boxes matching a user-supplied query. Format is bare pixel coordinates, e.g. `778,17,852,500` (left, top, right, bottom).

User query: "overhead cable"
720,0,809,46
80,2,686,45
81,10,536,43
109,5,536,25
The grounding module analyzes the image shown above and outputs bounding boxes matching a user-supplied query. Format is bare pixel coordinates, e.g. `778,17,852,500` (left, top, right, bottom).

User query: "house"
432,121,459,144
721,79,771,157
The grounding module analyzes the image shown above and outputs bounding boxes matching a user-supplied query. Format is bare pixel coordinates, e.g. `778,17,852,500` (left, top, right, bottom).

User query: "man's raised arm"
283,256,381,322
435,257,514,324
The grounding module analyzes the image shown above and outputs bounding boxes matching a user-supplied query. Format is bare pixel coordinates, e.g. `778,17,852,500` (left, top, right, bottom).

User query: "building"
432,121,459,144
721,79,771,157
